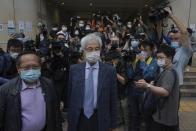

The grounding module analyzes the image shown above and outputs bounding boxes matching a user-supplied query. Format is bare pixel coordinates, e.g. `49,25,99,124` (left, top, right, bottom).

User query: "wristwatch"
147,84,151,89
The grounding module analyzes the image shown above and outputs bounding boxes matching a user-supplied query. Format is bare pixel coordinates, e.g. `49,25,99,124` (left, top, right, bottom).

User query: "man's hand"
60,102,64,111
164,7,173,17
138,54,145,62
135,79,148,89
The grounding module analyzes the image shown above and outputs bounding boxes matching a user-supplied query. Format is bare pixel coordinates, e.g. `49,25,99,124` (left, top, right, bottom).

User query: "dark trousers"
77,111,98,131
151,120,178,131
144,116,153,131
128,94,143,131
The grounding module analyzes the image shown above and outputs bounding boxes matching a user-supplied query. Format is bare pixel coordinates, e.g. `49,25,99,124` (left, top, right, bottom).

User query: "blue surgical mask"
131,40,139,48
157,59,166,67
20,69,41,83
171,41,180,49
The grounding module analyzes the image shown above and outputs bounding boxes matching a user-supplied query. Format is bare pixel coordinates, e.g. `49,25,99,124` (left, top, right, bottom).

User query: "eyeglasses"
157,57,166,60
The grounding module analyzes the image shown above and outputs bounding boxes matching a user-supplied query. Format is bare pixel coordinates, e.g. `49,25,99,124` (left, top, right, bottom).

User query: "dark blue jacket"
126,61,144,96
68,62,118,131
140,57,159,83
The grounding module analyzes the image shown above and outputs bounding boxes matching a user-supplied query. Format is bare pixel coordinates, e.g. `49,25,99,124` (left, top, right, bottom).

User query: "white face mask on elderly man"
85,51,101,63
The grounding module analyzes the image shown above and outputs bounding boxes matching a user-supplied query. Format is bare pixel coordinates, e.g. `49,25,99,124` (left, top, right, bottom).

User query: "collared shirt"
85,61,99,108
173,46,192,85
20,81,46,131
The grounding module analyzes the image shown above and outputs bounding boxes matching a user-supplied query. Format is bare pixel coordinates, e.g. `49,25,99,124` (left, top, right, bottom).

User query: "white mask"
127,24,132,28
85,51,100,63
62,27,67,32
40,34,44,41
52,27,58,31
85,26,91,30
10,52,19,59
79,23,84,27
75,30,79,35
140,51,147,59
157,59,166,67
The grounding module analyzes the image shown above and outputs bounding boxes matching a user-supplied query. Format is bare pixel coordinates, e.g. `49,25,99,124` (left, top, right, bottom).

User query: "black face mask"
57,38,66,42
53,51,63,57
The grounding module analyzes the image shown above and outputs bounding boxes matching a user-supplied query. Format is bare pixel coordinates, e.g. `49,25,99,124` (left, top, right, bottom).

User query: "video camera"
122,50,137,63
23,40,36,52
148,2,171,22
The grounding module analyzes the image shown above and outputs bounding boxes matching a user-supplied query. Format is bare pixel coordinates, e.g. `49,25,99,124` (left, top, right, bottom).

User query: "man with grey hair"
68,33,118,131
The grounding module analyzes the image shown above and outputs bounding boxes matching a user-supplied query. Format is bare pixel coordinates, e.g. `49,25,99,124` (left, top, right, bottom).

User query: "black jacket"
0,77,62,131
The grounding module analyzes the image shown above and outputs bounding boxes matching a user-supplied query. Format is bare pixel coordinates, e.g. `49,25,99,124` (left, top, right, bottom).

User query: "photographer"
50,41,70,110
5,39,23,79
69,29,81,52
138,41,159,83
150,6,192,86
165,8,193,86
49,24,59,40
0,48,10,86
105,50,128,130
38,30,51,57
124,50,143,131
123,35,141,54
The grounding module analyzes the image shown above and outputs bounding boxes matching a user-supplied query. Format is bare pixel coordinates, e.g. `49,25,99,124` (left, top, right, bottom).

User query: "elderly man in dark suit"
68,33,118,131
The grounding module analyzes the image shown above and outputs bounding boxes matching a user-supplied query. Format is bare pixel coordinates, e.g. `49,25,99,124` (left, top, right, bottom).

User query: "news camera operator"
166,8,192,86
123,49,144,131
105,49,128,130
50,41,70,110
149,5,192,86
69,29,81,52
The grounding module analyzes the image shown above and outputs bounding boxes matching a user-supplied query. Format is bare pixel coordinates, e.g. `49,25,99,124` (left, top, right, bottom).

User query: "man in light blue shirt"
165,8,193,86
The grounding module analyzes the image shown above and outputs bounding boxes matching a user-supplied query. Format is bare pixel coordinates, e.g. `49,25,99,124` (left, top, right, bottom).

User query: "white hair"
80,33,102,50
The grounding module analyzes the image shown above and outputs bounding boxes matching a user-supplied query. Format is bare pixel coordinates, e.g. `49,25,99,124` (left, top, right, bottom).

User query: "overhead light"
61,2,65,5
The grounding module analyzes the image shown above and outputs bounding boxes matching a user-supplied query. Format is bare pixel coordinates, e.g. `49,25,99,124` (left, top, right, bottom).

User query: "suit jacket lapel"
79,63,86,107
97,62,106,99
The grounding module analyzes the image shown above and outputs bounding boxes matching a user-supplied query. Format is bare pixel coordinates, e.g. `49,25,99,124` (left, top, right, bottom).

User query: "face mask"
52,27,58,31
10,52,19,59
157,59,166,67
57,38,66,42
79,23,84,27
75,30,79,35
85,51,100,63
62,27,67,32
85,26,91,30
40,35,44,41
127,24,132,28
20,69,41,83
140,51,147,59
171,41,180,49
131,40,139,48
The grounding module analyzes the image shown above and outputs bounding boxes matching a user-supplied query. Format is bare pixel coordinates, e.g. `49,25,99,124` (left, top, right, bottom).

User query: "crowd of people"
0,7,194,131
